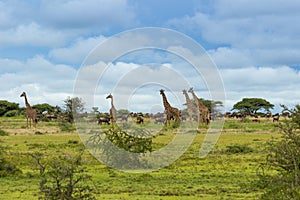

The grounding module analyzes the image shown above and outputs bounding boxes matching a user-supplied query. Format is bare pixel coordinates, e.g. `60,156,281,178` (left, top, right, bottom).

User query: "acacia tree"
232,98,274,115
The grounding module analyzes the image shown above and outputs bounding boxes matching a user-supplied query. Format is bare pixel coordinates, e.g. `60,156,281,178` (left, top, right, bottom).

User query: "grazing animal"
188,88,210,125
20,92,37,128
273,114,280,122
98,117,110,125
136,116,144,124
159,89,181,126
129,112,144,124
106,94,117,126
252,119,260,123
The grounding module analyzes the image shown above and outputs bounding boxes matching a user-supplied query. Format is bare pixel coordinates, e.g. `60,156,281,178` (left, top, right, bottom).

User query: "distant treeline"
0,100,60,117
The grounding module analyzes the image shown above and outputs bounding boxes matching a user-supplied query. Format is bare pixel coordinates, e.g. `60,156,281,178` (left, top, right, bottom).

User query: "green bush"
0,141,21,177
31,152,95,200
58,121,76,132
0,100,19,116
0,159,22,177
256,105,300,199
87,127,153,169
4,110,19,117
0,129,8,136
225,144,253,154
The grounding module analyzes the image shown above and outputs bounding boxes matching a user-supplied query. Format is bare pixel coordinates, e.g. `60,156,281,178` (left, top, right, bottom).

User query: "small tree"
91,107,99,114
183,99,223,115
87,127,153,169
257,105,300,199
31,152,95,200
232,98,274,115
63,97,85,123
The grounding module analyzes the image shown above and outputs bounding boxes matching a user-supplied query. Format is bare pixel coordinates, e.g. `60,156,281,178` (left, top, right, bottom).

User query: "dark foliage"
0,100,19,116
87,127,153,169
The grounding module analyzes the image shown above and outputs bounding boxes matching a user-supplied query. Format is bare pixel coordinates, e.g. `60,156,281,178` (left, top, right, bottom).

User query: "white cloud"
168,0,300,68
40,0,137,30
169,10,300,49
0,0,137,49
221,66,300,111
49,35,107,64
214,0,300,18
0,1,37,29
0,22,68,47
208,47,300,68
0,56,77,107
1,56,299,114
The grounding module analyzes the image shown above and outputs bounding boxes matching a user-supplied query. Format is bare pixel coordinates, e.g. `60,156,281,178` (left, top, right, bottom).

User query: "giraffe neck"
183,92,193,107
190,91,197,102
23,95,32,109
110,97,114,108
161,93,170,109
191,91,204,107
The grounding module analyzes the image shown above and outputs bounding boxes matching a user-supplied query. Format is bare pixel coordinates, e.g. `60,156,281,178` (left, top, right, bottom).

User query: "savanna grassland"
0,117,281,199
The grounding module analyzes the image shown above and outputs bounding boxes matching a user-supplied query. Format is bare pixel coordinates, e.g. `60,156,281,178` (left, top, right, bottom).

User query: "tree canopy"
32,103,56,114
0,100,19,116
232,98,274,115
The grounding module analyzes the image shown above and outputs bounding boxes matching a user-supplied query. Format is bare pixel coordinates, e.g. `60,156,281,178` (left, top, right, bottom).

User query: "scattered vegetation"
0,140,21,177
0,129,8,136
57,119,76,132
87,126,153,169
256,105,300,199
31,152,95,200
225,144,254,154
0,108,293,199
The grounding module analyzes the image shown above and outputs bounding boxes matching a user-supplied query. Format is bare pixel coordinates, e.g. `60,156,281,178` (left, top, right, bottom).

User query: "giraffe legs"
26,117,29,128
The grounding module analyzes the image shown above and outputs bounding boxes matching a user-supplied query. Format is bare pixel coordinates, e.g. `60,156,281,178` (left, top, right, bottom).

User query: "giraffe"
106,94,117,126
188,87,210,125
159,89,181,126
20,92,37,128
182,89,197,121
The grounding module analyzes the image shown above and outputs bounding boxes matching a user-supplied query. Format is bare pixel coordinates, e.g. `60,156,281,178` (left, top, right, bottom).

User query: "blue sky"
0,0,300,113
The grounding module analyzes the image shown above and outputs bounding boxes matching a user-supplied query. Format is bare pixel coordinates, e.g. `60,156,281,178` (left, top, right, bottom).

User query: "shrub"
68,140,79,145
256,105,300,199
0,141,21,177
225,144,253,154
4,110,19,117
58,121,76,132
31,152,95,200
0,129,8,136
35,131,45,135
87,127,153,169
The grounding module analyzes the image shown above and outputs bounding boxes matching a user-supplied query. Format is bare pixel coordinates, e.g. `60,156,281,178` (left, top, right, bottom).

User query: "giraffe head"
20,92,26,97
159,89,165,95
106,94,113,99
188,87,193,93
182,89,187,94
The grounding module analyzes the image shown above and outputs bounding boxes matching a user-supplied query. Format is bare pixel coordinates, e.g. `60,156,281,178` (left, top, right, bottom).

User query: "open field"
0,117,281,199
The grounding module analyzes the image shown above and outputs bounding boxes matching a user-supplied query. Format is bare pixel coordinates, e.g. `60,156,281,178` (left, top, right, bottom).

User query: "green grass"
0,117,280,199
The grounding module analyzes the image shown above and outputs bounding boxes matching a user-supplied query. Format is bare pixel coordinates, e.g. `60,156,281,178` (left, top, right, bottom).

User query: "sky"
1,0,300,113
